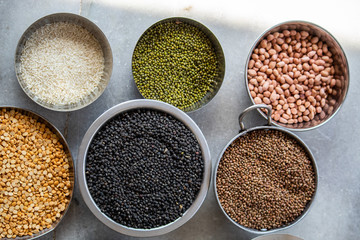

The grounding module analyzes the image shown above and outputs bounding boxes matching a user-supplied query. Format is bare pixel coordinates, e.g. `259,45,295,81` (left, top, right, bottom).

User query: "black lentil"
132,21,219,110
216,129,315,230
85,109,204,229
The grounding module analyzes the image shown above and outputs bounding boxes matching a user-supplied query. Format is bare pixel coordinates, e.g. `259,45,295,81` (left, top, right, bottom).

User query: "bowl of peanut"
245,21,349,131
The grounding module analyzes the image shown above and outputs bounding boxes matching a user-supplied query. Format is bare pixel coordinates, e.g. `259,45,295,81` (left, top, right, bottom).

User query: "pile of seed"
19,21,105,105
247,29,341,124
85,109,204,229
216,129,315,230
0,109,72,238
132,21,219,110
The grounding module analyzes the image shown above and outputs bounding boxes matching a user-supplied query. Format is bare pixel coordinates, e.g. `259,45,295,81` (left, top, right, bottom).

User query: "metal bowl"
0,106,75,240
245,21,349,131
77,99,211,237
132,17,225,112
252,234,303,240
15,13,113,111
214,105,318,234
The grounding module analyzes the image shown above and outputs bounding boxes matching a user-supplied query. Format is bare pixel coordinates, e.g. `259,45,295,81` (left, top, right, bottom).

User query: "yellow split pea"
0,109,71,238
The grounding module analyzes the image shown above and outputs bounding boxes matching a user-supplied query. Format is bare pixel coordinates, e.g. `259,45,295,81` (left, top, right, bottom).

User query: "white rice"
19,22,105,105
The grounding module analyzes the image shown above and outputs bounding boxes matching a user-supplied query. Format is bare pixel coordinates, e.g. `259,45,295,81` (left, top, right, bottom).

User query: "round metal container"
0,106,75,240
214,105,318,235
252,234,303,240
132,17,225,112
15,13,113,111
77,99,211,237
245,21,349,131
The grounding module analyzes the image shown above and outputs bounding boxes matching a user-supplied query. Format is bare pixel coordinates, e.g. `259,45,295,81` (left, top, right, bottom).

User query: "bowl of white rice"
15,13,113,111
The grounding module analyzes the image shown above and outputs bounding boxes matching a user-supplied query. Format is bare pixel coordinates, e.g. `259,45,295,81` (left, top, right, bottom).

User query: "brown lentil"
0,109,71,238
248,29,341,124
216,129,315,230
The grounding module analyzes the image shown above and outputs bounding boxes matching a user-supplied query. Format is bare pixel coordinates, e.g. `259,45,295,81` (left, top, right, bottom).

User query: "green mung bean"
132,21,219,110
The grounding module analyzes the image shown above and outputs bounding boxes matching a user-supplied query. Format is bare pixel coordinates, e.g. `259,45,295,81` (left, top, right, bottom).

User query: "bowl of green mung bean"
132,17,225,112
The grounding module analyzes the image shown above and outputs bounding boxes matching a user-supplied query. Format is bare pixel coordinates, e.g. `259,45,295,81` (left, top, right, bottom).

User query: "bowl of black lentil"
214,105,318,234
132,17,225,112
77,99,211,237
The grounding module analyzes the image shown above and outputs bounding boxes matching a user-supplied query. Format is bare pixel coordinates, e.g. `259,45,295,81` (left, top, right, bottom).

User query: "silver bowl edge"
214,125,318,235
131,17,226,113
244,20,350,131
14,12,113,112
0,106,75,240
77,99,211,237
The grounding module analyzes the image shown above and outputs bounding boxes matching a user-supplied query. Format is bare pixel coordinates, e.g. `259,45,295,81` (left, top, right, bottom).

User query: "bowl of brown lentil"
214,105,318,234
77,99,211,237
15,13,113,111
0,107,74,239
132,17,225,112
245,21,349,131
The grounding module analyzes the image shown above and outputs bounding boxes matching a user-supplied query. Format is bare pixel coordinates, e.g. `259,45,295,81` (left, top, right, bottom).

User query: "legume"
216,129,315,230
0,109,72,238
85,109,204,229
248,29,340,124
132,21,219,110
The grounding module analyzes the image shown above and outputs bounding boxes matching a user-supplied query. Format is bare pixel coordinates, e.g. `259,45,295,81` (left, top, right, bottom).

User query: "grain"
216,129,315,230
132,21,219,110
0,109,72,238
19,22,104,105
86,109,204,229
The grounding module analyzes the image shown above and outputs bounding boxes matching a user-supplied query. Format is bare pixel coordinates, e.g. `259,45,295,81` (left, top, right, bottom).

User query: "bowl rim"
252,233,303,240
14,12,113,112
213,125,318,234
131,16,226,113
77,99,211,237
0,106,75,240
244,20,350,131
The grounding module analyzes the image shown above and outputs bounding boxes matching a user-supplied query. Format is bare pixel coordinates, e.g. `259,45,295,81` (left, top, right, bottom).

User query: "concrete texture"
0,0,359,239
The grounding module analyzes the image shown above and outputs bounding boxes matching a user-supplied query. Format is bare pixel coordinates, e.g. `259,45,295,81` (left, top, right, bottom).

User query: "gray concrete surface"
0,0,359,239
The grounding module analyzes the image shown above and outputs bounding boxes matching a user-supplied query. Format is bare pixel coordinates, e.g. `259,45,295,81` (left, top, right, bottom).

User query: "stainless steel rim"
214,105,318,234
14,13,113,112
77,99,211,237
244,20,350,131
0,106,75,240
252,234,303,240
131,17,225,113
